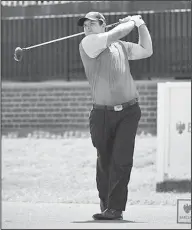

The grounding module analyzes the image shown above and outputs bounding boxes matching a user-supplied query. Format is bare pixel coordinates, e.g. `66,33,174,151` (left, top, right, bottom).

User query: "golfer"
77,12,153,220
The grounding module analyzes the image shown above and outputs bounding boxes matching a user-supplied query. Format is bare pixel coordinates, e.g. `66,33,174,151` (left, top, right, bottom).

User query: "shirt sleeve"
82,33,108,58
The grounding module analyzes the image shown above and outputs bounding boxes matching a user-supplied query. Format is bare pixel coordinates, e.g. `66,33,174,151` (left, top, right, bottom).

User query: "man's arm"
82,34,108,58
123,16,153,60
106,20,135,46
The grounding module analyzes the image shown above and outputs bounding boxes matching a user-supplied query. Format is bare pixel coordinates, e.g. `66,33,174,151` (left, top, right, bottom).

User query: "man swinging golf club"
77,12,153,220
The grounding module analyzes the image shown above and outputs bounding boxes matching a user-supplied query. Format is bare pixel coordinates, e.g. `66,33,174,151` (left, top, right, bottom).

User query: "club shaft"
23,22,119,50
24,32,84,50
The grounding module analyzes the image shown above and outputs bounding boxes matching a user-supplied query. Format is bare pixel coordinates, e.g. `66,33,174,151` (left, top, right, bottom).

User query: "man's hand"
130,15,145,28
119,16,132,24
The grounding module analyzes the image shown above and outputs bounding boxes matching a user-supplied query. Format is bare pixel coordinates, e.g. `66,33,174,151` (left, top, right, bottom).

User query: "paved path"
2,202,191,229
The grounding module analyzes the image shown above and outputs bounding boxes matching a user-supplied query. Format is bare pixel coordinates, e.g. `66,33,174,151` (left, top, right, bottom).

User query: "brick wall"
2,81,158,134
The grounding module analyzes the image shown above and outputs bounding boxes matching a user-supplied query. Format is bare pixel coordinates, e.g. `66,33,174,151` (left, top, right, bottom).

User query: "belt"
93,98,138,111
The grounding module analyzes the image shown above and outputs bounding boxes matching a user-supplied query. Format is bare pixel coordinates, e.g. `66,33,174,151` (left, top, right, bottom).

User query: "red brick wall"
2,81,158,134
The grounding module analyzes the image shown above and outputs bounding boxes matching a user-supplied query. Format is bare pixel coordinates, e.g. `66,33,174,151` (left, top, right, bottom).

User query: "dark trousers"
89,102,141,211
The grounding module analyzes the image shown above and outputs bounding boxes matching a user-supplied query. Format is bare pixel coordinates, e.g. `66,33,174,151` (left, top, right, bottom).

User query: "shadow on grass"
72,220,144,224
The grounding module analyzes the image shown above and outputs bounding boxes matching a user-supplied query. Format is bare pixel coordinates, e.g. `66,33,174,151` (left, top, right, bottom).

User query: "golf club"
14,21,120,62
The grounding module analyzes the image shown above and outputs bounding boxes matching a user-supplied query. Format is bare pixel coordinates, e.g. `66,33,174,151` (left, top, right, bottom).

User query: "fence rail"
1,1,74,6
1,10,191,82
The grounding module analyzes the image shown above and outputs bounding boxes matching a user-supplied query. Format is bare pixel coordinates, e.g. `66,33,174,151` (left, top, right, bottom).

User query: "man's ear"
102,22,107,31
102,22,106,27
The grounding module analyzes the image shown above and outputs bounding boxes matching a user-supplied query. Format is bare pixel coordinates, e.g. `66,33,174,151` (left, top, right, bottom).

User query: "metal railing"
1,1,74,6
1,10,191,82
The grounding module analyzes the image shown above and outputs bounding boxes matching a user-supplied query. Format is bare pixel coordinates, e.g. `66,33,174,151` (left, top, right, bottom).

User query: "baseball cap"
77,12,106,26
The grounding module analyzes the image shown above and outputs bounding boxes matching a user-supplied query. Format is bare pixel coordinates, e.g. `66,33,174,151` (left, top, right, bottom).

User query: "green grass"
2,132,191,205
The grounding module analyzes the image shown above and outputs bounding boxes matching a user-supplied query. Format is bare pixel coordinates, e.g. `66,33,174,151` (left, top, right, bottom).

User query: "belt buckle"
114,104,123,111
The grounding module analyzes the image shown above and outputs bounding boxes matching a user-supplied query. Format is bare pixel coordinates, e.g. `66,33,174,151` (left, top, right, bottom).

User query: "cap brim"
77,17,101,26
77,17,88,26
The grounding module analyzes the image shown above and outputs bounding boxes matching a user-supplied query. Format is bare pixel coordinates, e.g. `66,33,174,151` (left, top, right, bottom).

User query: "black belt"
93,98,138,111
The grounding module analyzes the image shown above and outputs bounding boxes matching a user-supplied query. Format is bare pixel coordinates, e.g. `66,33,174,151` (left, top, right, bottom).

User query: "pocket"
89,109,105,148
89,109,97,147
138,105,142,121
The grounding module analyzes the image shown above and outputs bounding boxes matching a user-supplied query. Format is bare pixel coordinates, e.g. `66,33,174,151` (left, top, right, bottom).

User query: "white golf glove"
130,15,146,27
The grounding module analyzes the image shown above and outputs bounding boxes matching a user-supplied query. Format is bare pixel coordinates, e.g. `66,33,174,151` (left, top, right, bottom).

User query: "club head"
14,47,23,62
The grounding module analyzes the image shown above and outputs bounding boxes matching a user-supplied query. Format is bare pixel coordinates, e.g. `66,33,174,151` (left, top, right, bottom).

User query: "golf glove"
130,15,146,28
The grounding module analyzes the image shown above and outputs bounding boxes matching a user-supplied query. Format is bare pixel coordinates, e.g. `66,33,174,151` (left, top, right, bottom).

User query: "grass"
2,131,191,206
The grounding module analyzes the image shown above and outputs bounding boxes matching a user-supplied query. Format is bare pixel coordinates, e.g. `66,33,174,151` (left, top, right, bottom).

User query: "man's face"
83,19,105,36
